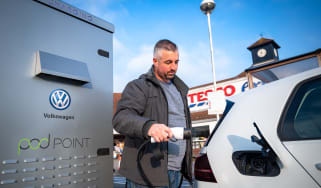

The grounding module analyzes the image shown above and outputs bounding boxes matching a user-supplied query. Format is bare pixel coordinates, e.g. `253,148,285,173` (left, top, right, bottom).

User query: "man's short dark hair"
153,39,178,59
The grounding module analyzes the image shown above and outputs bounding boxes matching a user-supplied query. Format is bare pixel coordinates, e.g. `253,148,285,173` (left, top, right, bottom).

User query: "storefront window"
252,57,319,86
192,126,210,150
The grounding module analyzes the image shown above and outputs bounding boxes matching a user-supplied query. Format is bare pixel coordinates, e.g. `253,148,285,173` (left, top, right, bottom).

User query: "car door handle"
315,163,321,171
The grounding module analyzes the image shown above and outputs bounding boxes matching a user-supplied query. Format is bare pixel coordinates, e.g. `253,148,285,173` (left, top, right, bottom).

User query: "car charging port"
232,122,281,177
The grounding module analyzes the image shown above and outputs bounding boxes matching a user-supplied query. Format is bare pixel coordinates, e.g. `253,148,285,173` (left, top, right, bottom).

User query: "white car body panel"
283,140,321,185
197,67,321,188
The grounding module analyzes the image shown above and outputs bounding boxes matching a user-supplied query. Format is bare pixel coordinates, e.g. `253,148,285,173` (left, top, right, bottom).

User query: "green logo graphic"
18,135,50,155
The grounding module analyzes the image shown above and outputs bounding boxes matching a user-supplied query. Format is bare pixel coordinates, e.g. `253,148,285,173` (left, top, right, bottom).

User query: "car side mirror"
232,151,280,177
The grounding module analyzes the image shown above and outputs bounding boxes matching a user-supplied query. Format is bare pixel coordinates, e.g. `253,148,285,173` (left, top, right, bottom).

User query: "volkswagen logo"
49,89,71,110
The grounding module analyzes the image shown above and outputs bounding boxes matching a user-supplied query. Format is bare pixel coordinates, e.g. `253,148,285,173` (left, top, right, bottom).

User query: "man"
113,39,192,188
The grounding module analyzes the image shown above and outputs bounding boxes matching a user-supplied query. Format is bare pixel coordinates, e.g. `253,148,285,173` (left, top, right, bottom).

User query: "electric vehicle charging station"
0,0,114,187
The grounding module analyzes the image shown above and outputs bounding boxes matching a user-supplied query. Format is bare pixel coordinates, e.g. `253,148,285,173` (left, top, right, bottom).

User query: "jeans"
126,170,182,188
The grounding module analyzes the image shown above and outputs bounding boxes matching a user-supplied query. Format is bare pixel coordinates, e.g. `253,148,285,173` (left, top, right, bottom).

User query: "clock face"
274,48,278,57
257,48,267,58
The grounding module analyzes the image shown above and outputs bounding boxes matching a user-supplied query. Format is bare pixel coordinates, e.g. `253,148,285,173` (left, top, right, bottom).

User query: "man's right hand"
148,123,173,143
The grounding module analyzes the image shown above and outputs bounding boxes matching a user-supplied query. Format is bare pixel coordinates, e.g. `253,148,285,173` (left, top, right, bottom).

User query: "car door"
278,75,321,186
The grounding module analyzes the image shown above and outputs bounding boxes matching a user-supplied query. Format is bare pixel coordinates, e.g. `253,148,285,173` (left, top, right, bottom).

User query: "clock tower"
247,37,280,66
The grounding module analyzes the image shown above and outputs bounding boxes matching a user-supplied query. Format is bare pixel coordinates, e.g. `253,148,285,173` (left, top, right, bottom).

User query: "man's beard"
164,71,175,81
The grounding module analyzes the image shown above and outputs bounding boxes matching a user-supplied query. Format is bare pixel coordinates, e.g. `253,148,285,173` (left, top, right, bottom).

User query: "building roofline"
247,37,280,50
189,71,246,90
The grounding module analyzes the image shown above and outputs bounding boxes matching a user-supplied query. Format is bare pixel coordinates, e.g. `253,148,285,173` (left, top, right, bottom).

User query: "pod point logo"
49,89,71,110
18,134,91,155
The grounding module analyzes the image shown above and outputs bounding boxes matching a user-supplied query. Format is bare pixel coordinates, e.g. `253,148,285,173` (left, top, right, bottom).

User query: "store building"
189,38,320,138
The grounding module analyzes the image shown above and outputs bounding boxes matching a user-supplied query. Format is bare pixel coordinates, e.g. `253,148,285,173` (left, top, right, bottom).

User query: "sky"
63,0,321,92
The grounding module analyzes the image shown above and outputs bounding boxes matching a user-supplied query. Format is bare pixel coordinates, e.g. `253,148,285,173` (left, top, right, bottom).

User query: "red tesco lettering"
188,85,236,103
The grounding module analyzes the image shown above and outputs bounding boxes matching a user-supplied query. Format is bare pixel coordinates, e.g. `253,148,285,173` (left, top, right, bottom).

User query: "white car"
194,67,321,188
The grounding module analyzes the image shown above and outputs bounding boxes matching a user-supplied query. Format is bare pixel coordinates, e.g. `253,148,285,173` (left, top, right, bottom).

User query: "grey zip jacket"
113,66,193,186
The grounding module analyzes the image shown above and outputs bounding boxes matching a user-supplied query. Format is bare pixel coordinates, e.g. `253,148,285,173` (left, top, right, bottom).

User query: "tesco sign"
188,77,262,112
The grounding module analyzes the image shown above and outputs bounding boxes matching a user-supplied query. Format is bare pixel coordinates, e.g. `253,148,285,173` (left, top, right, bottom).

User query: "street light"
200,0,216,89
200,0,216,14
200,0,220,120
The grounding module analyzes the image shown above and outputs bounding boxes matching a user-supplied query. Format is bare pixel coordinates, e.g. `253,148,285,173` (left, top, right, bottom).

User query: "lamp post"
200,0,219,120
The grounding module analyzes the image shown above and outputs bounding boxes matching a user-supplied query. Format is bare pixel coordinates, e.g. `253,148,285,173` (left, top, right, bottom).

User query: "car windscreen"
204,99,234,146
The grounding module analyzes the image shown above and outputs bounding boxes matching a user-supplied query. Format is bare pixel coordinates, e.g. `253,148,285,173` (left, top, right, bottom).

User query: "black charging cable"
136,129,192,187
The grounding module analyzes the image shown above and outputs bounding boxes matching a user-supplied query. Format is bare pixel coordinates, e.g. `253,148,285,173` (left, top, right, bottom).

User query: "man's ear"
153,58,158,66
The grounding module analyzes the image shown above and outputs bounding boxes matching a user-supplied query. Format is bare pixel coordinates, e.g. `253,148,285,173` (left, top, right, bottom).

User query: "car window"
279,76,321,141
